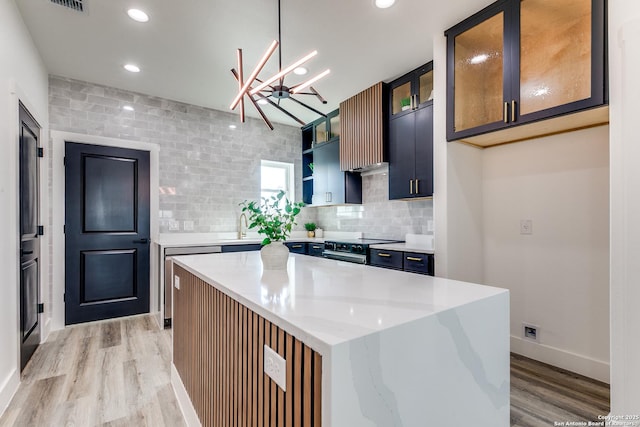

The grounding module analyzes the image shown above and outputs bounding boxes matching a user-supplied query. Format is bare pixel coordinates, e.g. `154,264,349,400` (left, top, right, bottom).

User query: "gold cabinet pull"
511,100,517,122
377,253,392,258
413,94,418,110
409,179,414,195
406,256,423,262
415,179,419,194
292,245,303,248
312,245,322,249
504,102,509,123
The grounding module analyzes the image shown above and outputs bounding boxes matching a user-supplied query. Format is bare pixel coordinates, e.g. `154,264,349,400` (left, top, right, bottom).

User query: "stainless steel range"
323,238,402,264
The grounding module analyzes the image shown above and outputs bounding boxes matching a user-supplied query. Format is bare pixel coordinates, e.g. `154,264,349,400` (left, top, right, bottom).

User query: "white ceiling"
16,0,491,126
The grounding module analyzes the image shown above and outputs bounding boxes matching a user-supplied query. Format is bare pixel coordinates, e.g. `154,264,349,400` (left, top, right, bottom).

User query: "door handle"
504,102,509,123
132,238,149,244
377,253,392,258
415,179,419,194
511,100,517,122
406,256,423,262
409,179,414,195
21,250,34,256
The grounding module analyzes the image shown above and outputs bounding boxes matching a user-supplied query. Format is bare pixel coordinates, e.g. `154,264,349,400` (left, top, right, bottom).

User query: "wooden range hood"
339,82,388,171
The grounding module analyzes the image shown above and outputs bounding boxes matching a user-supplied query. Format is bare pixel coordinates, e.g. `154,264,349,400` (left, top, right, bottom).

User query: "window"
260,160,294,203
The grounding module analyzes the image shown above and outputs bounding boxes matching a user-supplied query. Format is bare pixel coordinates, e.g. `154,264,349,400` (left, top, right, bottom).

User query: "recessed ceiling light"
127,9,149,23
123,105,134,111
375,0,395,9
124,64,141,73
229,124,237,129
470,54,489,64
257,98,269,105
293,67,308,76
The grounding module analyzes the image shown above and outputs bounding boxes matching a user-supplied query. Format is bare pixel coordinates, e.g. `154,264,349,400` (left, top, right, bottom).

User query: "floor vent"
50,0,84,12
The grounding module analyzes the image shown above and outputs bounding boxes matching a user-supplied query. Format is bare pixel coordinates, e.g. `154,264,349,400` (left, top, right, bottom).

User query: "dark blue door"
19,103,41,370
65,142,150,325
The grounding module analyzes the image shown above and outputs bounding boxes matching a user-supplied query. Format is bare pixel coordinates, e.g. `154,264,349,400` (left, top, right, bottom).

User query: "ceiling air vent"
50,0,84,12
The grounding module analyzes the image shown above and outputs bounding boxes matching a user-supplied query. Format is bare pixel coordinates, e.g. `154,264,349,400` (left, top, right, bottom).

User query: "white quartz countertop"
172,252,507,354
369,242,435,254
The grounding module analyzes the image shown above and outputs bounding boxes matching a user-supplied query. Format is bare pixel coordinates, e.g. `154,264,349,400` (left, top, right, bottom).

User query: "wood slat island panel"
173,265,322,427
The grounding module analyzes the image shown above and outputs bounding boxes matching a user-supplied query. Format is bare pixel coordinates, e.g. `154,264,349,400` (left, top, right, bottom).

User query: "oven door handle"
322,250,367,264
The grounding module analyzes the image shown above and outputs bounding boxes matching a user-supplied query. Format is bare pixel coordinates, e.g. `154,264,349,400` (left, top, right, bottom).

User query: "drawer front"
286,242,307,254
403,252,434,276
308,243,325,257
221,243,262,253
370,249,403,270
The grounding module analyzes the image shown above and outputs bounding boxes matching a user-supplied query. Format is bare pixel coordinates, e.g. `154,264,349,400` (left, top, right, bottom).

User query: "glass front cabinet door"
445,0,606,142
390,62,434,119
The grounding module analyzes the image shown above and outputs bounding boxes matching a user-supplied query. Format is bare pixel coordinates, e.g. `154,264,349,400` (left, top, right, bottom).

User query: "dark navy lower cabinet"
370,249,434,276
370,249,404,270
307,243,325,257
404,252,434,276
285,242,307,254
221,243,262,253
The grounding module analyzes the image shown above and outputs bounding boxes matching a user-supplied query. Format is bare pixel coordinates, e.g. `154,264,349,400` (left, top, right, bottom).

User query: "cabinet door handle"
415,179,419,194
312,245,322,249
406,256,423,262
504,102,509,123
409,179,414,195
413,94,418,110
511,100,517,122
291,245,303,248
377,253,392,258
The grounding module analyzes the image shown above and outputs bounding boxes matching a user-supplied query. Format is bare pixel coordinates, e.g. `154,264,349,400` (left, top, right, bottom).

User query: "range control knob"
354,245,364,253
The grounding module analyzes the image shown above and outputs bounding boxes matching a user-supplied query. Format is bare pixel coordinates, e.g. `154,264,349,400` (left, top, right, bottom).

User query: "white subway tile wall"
48,75,315,233
47,76,434,242
315,173,434,240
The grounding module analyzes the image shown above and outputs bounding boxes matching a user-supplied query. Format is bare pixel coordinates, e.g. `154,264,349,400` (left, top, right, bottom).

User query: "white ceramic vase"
260,241,290,270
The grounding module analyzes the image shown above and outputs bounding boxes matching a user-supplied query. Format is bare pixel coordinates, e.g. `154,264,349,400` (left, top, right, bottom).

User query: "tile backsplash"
48,75,314,233
314,172,434,240
48,76,433,240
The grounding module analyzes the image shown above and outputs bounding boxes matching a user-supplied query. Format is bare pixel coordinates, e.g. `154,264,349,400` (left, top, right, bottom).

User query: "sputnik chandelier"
230,0,330,130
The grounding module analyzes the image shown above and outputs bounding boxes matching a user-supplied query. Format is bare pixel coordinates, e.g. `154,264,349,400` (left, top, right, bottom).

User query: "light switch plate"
174,275,180,290
520,219,533,235
264,345,286,391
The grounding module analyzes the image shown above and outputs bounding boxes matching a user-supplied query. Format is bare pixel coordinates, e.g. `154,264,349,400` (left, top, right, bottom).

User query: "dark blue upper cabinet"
388,62,434,200
445,0,607,146
302,109,362,207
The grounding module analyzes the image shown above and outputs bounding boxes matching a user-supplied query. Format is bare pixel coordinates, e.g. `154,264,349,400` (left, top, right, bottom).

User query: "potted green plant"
239,190,305,270
400,96,411,111
304,222,317,238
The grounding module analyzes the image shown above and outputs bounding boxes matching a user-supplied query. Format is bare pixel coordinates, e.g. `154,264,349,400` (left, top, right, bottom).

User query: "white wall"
608,0,640,413
0,0,49,414
483,128,610,382
433,17,610,383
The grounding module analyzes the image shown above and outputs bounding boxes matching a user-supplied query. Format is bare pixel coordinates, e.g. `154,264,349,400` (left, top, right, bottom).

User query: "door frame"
51,131,159,331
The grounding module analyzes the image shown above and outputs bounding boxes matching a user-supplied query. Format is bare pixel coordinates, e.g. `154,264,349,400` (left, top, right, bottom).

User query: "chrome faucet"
238,212,248,239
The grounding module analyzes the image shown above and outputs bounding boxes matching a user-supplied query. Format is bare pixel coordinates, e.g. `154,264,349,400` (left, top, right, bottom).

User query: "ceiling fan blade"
257,96,306,125
249,50,318,95
289,96,327,118
309,86,328,104
236,50,245,122
248,95,274,130
230,40,279,110
291,69,331,94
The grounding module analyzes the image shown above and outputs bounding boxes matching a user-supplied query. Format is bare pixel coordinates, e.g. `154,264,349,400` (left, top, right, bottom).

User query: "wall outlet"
427,220,434,232
169,220,180,231
264,345,286,391
523,323,539,342
520,219,533,235
183,220,194,231
174,275,180,290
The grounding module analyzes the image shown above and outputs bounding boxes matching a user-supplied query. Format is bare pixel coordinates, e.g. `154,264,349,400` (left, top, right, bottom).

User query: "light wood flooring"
0,315,610,427
510,353,610,426
0,315,184,427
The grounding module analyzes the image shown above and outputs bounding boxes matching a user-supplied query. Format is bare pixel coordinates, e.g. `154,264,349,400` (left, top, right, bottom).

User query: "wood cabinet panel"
339,82,386,171
173,265,322,427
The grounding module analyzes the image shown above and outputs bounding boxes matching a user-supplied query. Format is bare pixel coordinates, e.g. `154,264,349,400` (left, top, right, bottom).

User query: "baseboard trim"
171,364,201,427
0,370,20,418
511,336,610,383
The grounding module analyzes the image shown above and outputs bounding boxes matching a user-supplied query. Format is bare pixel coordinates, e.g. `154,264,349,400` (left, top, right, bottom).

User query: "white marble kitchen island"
171,252,509,427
